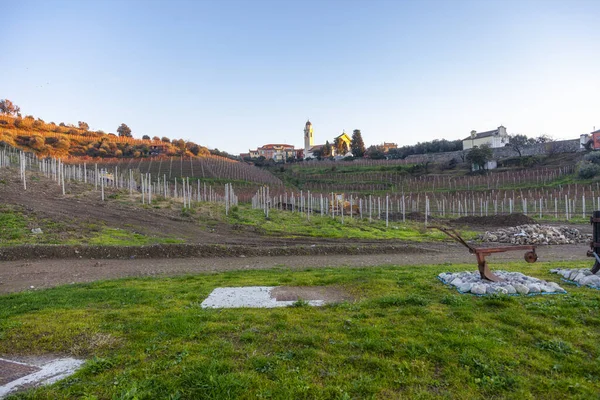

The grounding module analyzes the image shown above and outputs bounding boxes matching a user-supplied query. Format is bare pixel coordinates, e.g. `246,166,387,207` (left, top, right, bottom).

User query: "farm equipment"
432,226,538,282
586,210,600,273
329,193,359,215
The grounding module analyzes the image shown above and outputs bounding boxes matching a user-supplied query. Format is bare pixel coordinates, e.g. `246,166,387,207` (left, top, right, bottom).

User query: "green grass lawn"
1,261,599,399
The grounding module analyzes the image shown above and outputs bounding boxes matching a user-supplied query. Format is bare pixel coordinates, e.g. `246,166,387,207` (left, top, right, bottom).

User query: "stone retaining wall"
404,139,580,165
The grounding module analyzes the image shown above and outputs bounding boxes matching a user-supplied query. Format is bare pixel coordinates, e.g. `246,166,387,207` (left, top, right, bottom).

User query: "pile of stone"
438,271,565,295
478,224,590,245
550,268,600,289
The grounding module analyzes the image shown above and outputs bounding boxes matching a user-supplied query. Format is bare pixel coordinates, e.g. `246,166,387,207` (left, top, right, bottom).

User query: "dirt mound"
388,212,436,222
0,243,429,261
453,213,536,227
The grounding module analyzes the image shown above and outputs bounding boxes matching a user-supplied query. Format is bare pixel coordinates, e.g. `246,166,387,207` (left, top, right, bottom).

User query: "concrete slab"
0,357,84,398
201,286,326,308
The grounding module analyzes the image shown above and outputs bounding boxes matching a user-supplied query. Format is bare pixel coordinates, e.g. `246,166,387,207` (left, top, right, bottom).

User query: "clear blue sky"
3,0,599,154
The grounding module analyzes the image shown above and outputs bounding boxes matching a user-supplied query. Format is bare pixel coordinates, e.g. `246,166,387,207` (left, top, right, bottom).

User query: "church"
303,120,352,159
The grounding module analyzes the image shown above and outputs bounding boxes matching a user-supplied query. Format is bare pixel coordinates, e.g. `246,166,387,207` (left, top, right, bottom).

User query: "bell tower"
304,119,313,153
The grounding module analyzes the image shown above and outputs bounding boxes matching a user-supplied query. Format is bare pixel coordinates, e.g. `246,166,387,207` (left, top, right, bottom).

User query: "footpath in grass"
0,262,599,399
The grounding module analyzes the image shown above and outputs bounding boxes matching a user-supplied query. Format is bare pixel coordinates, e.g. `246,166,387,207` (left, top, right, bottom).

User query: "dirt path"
0,243,589,294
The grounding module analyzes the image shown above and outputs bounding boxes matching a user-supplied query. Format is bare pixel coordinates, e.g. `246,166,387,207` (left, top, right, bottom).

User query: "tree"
351,129,366,158
142,135,150,140
509,134,535,157
366,145,385,160
534,134,554,144
161,136,170,143
0,99,21,116
334,137,347,155
466,145,492,170
174,139,187,155
78,121,90,130
323,141,332,158
152,136,160,141
117,123,132,137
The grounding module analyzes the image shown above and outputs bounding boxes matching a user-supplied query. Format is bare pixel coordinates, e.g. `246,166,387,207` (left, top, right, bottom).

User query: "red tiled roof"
259,144,295,149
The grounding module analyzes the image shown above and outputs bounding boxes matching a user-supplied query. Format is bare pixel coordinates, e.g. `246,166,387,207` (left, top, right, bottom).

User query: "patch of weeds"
87,227,184,246
536,339,575,356
481,294,516,308
0,207,30,242
459,352,520,393
252,357,275,374
289,299,309,308
440,294,466,306
181,207,196,217
84,356,115,375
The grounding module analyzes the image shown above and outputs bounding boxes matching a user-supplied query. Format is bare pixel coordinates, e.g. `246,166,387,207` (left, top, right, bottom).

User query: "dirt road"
0,243,589,294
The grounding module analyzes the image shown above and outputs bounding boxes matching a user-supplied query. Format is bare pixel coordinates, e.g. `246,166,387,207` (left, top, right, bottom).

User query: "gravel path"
0,243,589,294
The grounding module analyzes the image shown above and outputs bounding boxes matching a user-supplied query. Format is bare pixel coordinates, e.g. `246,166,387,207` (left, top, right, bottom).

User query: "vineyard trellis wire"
0,146,264,208
2,144,597,226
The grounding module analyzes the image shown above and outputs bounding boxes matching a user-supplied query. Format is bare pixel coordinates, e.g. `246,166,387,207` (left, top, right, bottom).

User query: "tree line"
0,99,216,159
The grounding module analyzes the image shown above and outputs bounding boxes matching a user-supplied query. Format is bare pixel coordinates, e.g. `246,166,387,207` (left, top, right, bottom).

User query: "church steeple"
304,119,314,152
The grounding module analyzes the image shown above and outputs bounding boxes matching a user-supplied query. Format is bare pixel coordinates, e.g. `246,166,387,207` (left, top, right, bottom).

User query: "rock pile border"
550,268,600,290
478,224,590,245
438,271,566,296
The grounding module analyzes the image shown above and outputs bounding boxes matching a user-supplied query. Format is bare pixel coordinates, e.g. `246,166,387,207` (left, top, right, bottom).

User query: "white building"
462,126,509,150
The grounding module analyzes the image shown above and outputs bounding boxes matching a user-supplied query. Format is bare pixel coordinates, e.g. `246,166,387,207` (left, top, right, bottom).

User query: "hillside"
0,113,213,159
267,152,585,194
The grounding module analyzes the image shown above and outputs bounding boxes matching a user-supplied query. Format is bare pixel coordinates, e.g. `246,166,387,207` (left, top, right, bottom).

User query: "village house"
462,126,510,150
246,144,297,162
378,142,398,153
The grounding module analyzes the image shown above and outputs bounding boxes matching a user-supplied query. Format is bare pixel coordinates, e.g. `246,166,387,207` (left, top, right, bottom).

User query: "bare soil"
452,213,537,227
0,168,592,294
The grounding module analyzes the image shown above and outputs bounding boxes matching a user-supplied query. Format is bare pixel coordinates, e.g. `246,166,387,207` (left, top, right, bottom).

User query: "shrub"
29,135,45,151
577,161,600,179
584,151,600,165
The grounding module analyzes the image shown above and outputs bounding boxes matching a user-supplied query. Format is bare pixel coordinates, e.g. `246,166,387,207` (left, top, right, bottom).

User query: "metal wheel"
524,251,538,263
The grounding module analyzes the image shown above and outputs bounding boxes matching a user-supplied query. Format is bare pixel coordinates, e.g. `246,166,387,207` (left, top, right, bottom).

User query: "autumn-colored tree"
29,135,45,151
152,136,160,141
55,137,71,150
174,139,187,155
322,141,332,157
0,99,21,116
334,137,346,155
117,123,132,137
161,136,170,143
78,121,90,130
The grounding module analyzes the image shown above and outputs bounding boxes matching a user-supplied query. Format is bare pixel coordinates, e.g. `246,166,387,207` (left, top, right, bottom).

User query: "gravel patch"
438,271,566,296
549,267,600,289
201,286,326,308
479,224,590,245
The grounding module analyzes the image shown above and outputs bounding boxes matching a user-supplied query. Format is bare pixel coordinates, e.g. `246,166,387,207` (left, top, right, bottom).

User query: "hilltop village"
239,119,598,170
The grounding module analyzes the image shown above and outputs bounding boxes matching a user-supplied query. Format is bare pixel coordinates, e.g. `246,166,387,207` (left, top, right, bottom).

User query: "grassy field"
0,204,184,246
1,261,598,399
226,205,467,241
0,201,470,246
